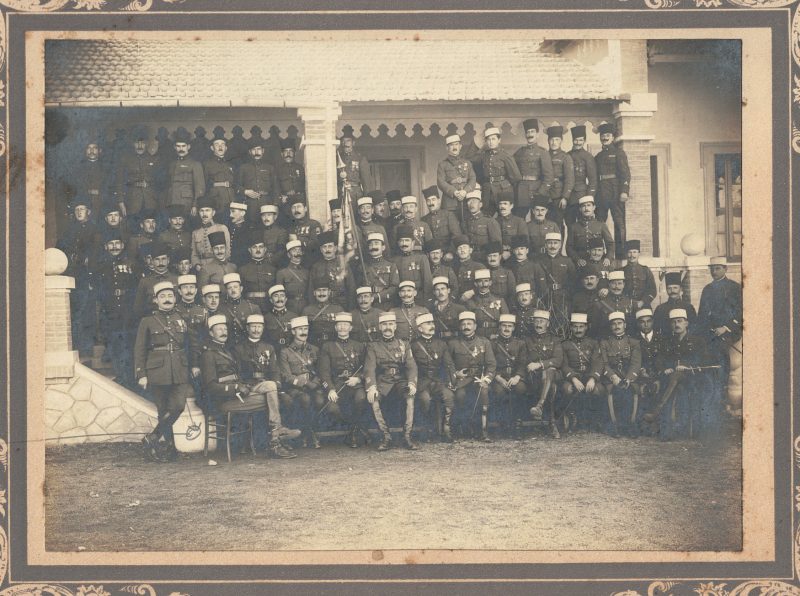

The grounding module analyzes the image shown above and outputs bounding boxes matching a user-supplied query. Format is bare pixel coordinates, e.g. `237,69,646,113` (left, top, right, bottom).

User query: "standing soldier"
590,270,636,339
354,193,390,250
191,196,230,271
263,284,297,349
448,311,496,442
237,231,277,314
258,204,288,267
411,313,457,442
452,234,484,303
276,240,310,314
600,311,642,437
478,127,522,217
391,281,431,342
231,313,300,459
513,283,541,338
393,225,433,304
594,122,631,261
422,186,462,257
350,286,381,343
337,134,373,201
491,314,528,435
508,235,547,298
513,118,554,220
173,274,207,391
219,272,261,345
496,198,528,259
527,197,560,256
430,276,466,341
567,124,598,226
318,312,369,448
427,240,459,296
697,256,742,381
391,196,433,254
238,137,278,224
288,198,323,260
303,284,344,346
436,134,477,220
115,125,159,221
96,232,138,388
485,242,517,305
159,205,192,254
227,201,252,267
545,125,575,230
204,130,236,214
560,312,605,432
308,230,353,309
197,231,237,288
365,311,419,451
359,233,400,310
623,240,657,309
279,316,325,449
227,125,250,172
73,136,111,222
466,269,509,341
653,271,697,337
522,310,564,439
463,190,503,263
384,190,405,238
572,265,604,335
132,241,178,320
276,137,306,223
566,195,614,266
536,232,576,338
134,281,193,462
127,210,159,267
166,127,205,217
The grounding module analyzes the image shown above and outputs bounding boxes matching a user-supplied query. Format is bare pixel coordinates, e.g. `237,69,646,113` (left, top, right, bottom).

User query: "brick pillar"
613,92,658,256
44,248,78,382
298,104,342,223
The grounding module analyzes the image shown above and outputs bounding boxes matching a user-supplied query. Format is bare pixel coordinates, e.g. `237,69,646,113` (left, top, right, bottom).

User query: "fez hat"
173,127,191,143
279,137,295,151
425,238,444,253
570,125,587,139
386,190,403,203
597,122,616,136
207,231,226,247
318,230,337,246
664,272,683,286
522,119,540,132
546,126,564,139
484,241,503,255
395,225,414,241
510,235,529,249
625,240,641,252
422,185,440,199
588,236,605,250
196,195,216,210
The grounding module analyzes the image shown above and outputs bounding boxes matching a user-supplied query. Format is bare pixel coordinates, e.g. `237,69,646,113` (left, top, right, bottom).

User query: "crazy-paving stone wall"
46,362,157,446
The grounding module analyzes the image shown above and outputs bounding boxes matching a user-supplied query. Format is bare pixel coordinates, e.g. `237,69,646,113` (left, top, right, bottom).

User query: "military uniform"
197,259,237,289
219,297,261,346
358,256,400,310
447,334,496,434
391,304,431,342
568,146,598,224
478,148,522,216
390,217,433,254
624,262,657,307
546,148,575,226
509,258,547,299
595,143,631,260
653,298,697,337
238,258,277,313
522,333,564,426
393,252,433,304
74,158,112,221
338,148,372,200
127,230,157,266
302,302,344,346
134,308,193,451
536,253,577,337
454,258,483,300
289,216,323,257
513,304,539,338
276,158,306,201
259,223,289,267
115,151,159,217
318,337,368,437
437,155,477,214
263,307,297,348
166,156,205,212
431,299,465,341
96,252,138,386
489,265,517,306
561,335,604,429
191,223,230,269
513,143,554,217
203,156,236,213
159,227,192,254
589,292,636,339
600,333,642,435
497,214,528,252
464,211,502,261
566,218,614,263
350,307,381,343
697,274,743,372
527,219,560,256
364,336,418,444
491,335,529,425
411,334,456,437
466,292,509,339
308,257,353,309
173,300,208,372
132,270,178,320
279,340,324,442
238,158,278,223
422,209,462,252
430,262,459,298
276,263,309,314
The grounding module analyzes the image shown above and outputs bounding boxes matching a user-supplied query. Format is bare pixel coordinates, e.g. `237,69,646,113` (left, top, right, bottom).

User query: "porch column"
298,103,342,223
44,248,78,383
613,91,658,256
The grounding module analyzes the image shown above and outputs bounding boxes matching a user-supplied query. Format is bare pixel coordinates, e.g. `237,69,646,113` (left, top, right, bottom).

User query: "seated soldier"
599,311,642,438
490,314,528,436
201,314,298,459
303,283,344,346
319,312,369,448
523,309,564,439
391,281,430,342
447,311,496,442
411,313,457,442
644,308,720,442
365,311,419,451
279,316,324,449
231,313,301,458
466,268,509,340
430,275,466,341
560,312,605,433
634,307,665,436
276,239,309,314
350,286,381,343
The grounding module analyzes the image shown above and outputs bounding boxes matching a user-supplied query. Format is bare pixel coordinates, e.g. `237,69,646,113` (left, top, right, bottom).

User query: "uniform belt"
113,289,125,297
152,345,183,352
489,176,506,183
522,175,539,181
551,283,562,290
213,181,231,188
88,189,100,196
132,181,150,188
246,292,267,298
252,372,265,379
481,321,495,328
448,177,465,184
218,374,238,383
383,367,398,376
599,174,616,181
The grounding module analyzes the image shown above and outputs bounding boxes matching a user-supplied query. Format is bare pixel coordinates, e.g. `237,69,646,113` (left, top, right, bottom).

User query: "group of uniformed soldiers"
55,120,741,462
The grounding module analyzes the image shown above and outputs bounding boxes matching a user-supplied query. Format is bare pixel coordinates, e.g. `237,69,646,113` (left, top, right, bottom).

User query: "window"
701,143,742,261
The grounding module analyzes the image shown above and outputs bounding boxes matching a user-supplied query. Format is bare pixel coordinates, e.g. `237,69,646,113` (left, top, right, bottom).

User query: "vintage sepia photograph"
32,29,758,564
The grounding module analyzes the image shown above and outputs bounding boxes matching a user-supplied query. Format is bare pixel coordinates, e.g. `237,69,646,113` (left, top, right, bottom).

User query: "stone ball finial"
45,248,69,276
680,233,704,257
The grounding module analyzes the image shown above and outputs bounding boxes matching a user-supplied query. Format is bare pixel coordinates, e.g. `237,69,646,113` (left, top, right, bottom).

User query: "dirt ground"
44,423,742,552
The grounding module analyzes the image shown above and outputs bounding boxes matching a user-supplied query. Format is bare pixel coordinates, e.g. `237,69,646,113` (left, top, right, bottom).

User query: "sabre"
469,367,490,420
316,364,364,418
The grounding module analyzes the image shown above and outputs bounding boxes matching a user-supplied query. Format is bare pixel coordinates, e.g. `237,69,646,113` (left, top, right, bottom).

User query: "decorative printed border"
0,2,794,593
